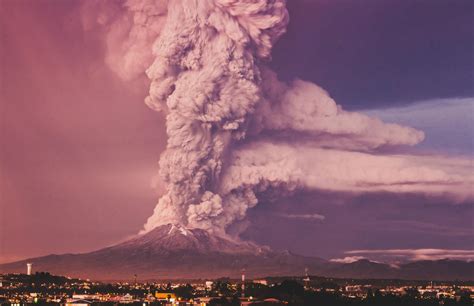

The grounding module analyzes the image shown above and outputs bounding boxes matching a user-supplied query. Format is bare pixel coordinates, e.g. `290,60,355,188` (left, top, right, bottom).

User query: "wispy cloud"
346,249,474,261
278,213,325,221
330,256,366,264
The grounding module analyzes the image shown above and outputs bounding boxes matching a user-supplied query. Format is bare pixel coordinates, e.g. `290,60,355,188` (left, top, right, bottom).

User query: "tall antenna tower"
303,267,310,288
241,268,246,298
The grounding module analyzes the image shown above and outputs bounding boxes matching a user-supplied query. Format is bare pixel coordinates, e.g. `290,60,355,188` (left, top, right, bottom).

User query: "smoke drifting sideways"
82,0,473,238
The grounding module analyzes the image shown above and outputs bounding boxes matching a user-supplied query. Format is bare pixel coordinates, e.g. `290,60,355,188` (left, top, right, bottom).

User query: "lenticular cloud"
86,0,473,237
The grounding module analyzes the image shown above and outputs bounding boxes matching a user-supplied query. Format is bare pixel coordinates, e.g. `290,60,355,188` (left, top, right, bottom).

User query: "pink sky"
0,1,166,262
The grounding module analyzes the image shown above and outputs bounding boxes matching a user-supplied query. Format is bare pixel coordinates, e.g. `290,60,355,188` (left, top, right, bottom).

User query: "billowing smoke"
80,0,168,81
142,0,289,234
84,0,473,237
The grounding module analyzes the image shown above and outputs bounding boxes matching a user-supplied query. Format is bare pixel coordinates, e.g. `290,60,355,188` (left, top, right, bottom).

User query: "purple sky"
0,0,472,263
272,0,474,109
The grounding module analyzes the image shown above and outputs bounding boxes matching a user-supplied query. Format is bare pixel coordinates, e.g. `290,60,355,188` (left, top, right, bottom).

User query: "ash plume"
142,0,289,235
85,0,473,237
80,0,168,81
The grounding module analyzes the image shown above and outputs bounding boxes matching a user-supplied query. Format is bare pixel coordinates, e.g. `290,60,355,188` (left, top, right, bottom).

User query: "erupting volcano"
1,224,472,281
2,0,473,282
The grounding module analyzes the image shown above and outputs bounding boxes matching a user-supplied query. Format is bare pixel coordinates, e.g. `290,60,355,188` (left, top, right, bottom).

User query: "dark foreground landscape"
0,272,472,305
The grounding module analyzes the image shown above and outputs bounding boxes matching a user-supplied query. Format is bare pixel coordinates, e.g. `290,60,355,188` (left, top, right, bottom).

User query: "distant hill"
320,259,473,281
1,224,472,281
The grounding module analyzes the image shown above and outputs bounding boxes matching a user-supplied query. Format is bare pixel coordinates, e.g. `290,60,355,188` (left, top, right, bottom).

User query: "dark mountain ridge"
1,224,472,281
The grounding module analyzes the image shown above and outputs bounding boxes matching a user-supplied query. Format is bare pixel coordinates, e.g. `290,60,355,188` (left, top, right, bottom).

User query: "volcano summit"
1,224,472,281
0,224,326,280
